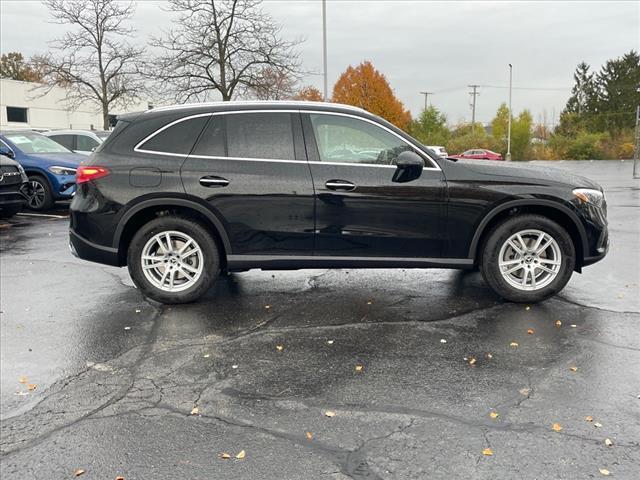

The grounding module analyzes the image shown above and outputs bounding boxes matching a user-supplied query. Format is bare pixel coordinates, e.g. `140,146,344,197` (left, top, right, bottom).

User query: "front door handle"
200,176,229,187
325,179,356,191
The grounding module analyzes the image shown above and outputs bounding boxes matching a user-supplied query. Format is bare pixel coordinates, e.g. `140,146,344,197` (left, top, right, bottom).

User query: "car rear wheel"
21,175,53,211
480,214,575,303
127,216,220,304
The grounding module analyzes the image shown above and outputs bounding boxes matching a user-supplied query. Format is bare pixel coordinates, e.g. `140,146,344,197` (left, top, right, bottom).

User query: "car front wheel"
22,175,53,211
480,214,575,303
127,216,220,304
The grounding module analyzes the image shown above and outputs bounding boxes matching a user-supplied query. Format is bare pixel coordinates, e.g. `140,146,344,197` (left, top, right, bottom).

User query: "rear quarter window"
138,115,210,155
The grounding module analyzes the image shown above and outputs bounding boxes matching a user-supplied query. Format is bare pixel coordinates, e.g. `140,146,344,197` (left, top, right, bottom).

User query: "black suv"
69,101,608,304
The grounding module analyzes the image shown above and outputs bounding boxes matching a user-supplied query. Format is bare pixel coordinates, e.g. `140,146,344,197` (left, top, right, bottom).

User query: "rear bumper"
69,228,120,267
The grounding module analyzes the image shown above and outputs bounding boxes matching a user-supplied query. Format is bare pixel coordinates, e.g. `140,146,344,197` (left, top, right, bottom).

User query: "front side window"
138,115,209,154
77,135,100,151
4,132,70,154
226,112,295,160
309,114,412,165
49,134,75,150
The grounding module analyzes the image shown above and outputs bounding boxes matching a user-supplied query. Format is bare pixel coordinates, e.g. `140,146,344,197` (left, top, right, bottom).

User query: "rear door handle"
325,180,356,191
200,176,229,187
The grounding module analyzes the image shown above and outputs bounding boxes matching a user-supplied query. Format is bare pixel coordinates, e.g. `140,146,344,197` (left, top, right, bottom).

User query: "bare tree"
251,67,298,100
149,0,302,102
37,0,145,129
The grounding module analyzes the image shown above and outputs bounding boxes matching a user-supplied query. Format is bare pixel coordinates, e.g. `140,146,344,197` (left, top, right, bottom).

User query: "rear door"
302,112,447,258
181,111,315,256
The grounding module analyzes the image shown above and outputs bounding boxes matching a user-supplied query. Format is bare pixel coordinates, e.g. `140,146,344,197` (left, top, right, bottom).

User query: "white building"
0,78,157,131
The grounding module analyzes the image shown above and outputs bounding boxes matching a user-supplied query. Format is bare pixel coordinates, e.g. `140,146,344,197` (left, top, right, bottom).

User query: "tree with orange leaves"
294,85,324,102
332,61,411,131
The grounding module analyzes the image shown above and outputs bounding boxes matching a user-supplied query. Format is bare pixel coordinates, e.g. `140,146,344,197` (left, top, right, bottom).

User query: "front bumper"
69,228,120,266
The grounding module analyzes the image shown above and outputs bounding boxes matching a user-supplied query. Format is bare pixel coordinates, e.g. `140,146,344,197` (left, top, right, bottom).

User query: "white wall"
0,79,156,131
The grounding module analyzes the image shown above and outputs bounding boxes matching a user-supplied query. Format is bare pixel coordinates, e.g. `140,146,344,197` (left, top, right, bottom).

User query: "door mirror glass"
0,144,14,158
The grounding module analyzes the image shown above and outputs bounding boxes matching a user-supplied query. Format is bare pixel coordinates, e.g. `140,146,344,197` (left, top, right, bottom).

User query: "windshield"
4,132,71,154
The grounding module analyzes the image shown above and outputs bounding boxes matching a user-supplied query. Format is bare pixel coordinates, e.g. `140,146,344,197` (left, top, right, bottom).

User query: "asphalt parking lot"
1,160,639,479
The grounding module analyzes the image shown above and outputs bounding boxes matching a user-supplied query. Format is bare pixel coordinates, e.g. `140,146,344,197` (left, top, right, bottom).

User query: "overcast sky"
1,0,638,125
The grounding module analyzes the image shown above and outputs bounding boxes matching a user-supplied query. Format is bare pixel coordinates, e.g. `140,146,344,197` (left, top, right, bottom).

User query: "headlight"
573,188,604,208
48,166,77,175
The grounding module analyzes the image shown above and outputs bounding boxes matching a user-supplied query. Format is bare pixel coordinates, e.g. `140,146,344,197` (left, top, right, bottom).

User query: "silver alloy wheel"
140,230,204,293
22,180,46,209
498,229,562,291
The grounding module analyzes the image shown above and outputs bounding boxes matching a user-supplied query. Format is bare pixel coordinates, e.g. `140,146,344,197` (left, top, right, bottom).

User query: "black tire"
23,175,54,211
480,214,575,303
127,215,220,304
0,204,22,218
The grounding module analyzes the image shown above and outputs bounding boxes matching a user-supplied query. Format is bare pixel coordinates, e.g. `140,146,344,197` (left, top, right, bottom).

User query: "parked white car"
426,145,448,157
45,130,111,155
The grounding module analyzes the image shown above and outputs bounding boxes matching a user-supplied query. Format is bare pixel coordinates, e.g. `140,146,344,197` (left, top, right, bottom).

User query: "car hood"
23,152,84,168
456,159,602,190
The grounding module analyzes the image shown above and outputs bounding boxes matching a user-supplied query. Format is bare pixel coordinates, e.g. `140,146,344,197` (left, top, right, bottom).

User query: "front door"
302,112,447,258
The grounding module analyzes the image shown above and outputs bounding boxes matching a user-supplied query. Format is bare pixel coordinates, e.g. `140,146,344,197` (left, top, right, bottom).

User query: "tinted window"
49,134,75,150
309,114,412,165
77,135,100,151
192,116,225,157
139,115,209,154
6,107,28,123
226,113,294,160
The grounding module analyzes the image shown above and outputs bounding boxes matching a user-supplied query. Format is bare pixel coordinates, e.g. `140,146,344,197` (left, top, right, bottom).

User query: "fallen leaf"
74,470,85,477
570,324,577,328
124,326,131,331
599,468,610,476
325,410,336,417
510,342,519,348
190,407,199,415
570,366,578,372
527,328,534,335
355,365,363,372
525,306,531,311
232,364,238,369
275,345,284,352
604,438,613,446
485,353,493,359
116,477,125,480
440,339,447,344
555,320,562,327
236,450,246,459
203,354,210,358
135,308,141,313
482,448,493,456
27,383,37,391
367,300,373,305
489,411,499,419
468,357,477,365
265,305,271,309
327,340,334,345
220,453,231,460
594,422,602,428
585,415,594,422
306,431,313,439
552,423,562,432
519,388,531,396
18,376,27,384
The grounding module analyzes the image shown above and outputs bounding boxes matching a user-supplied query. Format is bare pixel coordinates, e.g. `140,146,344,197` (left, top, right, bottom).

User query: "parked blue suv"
0,131,85,210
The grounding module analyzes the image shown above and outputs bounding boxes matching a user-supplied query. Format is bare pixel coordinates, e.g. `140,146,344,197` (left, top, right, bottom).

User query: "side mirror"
0,145,15,159
393,151,424,183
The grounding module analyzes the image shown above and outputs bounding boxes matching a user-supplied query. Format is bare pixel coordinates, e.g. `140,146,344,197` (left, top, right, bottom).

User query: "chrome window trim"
0,138,16,157
133,109,441,171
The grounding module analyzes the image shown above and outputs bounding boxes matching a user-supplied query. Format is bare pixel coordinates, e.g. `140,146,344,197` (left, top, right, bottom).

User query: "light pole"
506,63,513,161
322,0,328,102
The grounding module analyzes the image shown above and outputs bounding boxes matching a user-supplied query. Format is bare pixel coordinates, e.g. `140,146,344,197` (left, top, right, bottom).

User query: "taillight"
76,166,110,184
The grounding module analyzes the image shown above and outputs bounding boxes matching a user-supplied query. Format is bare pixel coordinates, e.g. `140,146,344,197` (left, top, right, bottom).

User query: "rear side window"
77,135,100,151
49,134,75,150
138,115,209,155
192,116,225,157
226,113,294,160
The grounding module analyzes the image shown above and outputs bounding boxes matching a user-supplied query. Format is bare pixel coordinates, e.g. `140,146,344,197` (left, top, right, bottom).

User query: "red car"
449,149,503,161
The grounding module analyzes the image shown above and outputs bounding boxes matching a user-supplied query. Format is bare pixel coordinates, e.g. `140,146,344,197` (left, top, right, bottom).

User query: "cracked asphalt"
1,160,639,479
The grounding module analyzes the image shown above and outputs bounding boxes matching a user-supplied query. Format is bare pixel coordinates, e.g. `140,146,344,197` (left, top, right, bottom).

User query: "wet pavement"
1,160,638,479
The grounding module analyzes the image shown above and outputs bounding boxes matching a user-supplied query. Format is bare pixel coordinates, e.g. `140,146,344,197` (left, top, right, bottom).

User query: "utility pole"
322,0,328,102
633,105,639,179
468,85,479,131
506,63,513,161
419,91,433,110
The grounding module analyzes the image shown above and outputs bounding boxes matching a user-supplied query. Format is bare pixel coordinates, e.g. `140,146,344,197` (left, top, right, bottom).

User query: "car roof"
1,130,46,136
44,130,104,136
149,100,367,115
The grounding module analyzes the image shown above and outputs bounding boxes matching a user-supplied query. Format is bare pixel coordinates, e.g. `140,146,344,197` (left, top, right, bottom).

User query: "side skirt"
226,255,474,271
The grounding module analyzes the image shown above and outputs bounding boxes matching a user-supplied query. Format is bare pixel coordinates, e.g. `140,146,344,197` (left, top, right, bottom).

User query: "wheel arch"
469,199,588,271
114,197,232,267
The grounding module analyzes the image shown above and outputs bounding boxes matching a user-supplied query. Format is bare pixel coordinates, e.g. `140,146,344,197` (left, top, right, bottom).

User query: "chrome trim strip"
227,254,473,266
133,109,441,171
199,178,229,185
